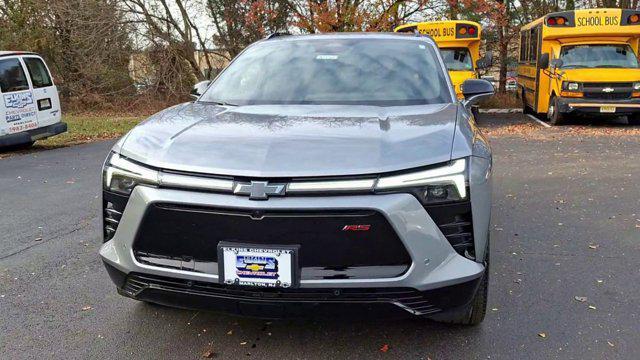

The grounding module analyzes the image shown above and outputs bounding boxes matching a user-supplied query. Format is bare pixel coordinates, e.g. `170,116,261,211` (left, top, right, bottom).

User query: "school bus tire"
547,96,565,126
521,88,532,114
628,114,640,126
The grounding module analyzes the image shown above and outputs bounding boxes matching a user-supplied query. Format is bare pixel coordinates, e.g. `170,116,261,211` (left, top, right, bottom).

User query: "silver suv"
100,33,494,325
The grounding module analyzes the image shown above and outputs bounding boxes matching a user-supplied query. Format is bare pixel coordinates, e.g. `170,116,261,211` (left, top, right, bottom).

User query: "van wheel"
628,114,640,125
547,96,565,125
429,242,489,326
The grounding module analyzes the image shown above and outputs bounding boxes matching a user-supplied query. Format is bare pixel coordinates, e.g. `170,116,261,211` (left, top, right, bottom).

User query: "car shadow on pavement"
126,301,485,357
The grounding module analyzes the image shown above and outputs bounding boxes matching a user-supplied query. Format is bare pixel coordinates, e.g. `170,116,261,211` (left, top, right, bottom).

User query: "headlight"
563,82,581,91
633,82,640,91
103,152,158,195
375,158,468,204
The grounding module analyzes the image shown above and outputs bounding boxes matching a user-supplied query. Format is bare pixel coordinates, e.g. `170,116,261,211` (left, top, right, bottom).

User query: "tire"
547,96,565,125
521,89,532,114
430,243,490,326
628,114,640,125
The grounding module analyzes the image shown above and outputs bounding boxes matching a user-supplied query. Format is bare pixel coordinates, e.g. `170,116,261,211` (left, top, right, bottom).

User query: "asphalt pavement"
1,114,639,359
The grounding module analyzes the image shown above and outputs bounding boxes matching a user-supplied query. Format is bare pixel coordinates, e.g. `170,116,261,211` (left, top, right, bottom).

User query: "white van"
0,51,66,147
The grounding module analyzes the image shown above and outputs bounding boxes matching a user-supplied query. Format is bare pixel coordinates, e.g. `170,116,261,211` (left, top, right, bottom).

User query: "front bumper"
100,186,486,317
557,97,640,115
0,122,67,147
105,263,483,318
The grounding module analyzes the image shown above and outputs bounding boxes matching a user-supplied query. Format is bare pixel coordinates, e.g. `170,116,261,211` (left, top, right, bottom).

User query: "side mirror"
538,53,550,69
476,52,493,70
190,80,211,100
461,79,495,107
550,58,563,70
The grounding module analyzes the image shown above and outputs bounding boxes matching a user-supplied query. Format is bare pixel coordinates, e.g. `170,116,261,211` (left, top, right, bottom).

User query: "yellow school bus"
518,8,640,125
395,21,491,99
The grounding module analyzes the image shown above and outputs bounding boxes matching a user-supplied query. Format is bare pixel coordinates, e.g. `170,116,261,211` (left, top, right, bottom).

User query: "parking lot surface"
1,114,639,359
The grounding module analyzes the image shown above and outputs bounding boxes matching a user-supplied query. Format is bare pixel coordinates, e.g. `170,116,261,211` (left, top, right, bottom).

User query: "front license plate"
218,242,298,288
600,106,616,113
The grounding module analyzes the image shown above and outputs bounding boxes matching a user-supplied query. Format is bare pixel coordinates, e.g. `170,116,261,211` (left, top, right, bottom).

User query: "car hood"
118,102,459,178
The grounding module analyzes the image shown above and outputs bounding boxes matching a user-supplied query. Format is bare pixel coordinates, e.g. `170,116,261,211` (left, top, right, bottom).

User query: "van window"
23,57,53,88
0,58,29,93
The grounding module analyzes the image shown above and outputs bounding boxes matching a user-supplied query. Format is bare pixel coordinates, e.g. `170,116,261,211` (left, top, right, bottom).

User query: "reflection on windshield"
440,48,473,71
560,44,640,69
200,38,452,107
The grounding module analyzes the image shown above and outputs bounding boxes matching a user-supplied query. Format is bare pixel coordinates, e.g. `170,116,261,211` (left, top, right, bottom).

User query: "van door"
21,56,61,128
0,57,38,136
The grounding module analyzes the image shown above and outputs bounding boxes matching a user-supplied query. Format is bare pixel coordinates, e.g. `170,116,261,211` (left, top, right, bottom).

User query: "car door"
21,56,61,128
0,56,38,136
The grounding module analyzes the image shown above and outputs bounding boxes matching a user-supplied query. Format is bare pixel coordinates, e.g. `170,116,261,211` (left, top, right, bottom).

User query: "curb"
479,108,523,114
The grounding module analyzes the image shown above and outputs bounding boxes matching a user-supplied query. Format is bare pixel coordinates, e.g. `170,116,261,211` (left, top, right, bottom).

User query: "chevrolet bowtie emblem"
234,181,286,200
602,87,614,93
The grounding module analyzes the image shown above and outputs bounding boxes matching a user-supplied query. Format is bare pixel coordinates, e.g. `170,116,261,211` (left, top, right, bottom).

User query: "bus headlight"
633,82,640,91
563,82,581,91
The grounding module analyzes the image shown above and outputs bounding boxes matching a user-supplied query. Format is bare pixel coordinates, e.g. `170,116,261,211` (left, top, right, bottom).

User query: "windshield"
200,38,451,106
559,44,640,69
440,48,474,71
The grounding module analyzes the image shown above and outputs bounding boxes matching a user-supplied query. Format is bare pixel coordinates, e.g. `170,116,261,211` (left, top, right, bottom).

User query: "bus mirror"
538,53,550,69
550,59,563,70
477,53,493,69
461,79,495,108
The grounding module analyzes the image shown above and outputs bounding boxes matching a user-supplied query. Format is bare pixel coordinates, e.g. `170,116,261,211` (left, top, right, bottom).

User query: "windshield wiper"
594,65,624,68
204,100,238,106
561,64,590,69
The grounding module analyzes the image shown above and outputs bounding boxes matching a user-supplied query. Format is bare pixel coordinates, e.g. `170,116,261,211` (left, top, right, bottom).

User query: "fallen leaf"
596,280,604,284
34,237,42,242
226,330,233,335
574,296,587,303
538,332,547,338
240,342,247,345
81,306,92,311
607,341,615,347
202,349,215,358
588,244,598,249
491,308,498,311
379,344,390,352
588,305,596,310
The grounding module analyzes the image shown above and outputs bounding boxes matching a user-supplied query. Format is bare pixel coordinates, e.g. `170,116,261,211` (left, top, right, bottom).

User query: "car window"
0,58,30,93
23,57,53,88
201,38,452,106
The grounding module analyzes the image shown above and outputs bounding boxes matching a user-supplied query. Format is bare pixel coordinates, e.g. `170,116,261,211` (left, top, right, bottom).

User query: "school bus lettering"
576,16,619,27
419,27,455,38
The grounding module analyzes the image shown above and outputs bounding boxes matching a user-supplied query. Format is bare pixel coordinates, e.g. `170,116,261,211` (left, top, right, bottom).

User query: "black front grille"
582,82,632,100
583,92,631,100
133,204,411,280
425,202,474,259
123,273,440,315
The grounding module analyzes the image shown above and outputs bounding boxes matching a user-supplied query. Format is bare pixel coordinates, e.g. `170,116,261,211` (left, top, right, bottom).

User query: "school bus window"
559,44,640,69
519,32,527,62
440,48,474,71
529,27,538,62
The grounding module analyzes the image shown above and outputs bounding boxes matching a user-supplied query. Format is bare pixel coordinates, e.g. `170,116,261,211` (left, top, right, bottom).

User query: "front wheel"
430,244,489,325
628,114,640,125
547,96,565,125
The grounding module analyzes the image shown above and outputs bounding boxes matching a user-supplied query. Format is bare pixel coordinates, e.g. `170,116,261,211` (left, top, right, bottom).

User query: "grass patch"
479,92,521,109
37,114,145,147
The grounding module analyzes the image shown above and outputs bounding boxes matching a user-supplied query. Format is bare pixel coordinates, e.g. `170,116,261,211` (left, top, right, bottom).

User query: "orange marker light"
459,27,467,35
631,14,639,23
557,17,565,25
